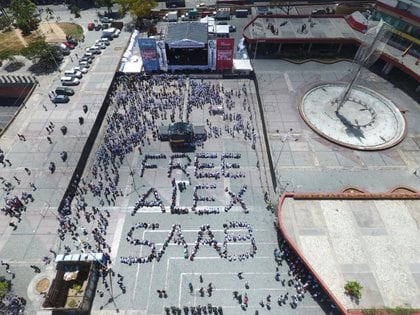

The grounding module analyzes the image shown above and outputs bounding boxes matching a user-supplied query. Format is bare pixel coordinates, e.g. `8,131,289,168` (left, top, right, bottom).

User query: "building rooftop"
166,22,208,46
278,189,420,311
243,15,420,81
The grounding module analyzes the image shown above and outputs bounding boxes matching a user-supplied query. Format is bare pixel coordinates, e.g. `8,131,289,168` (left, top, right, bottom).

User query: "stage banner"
156,40,168,72
208,40,217,71
138,38,159,72
216,38,234,70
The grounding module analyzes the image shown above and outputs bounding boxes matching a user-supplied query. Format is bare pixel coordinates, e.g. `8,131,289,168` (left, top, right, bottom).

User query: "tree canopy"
115,0,157,19
21,40,62,70
95,0,114,12
9,0,39,35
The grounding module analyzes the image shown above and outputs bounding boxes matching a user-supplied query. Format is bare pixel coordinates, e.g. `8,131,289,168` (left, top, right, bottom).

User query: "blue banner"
138,38,159,72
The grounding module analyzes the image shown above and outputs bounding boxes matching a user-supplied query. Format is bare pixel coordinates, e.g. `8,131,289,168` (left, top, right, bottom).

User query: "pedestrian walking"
188,282,193,293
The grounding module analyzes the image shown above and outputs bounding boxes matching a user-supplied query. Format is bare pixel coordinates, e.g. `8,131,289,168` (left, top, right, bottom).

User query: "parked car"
58,44,70,55
96,38,110,46
218,22,236,32
83,52,95,59
88,22,95,31
61,76,80,86
100,16,113,23
67,38,78,46
64,69,82,79
73,66,88,74
112,29,121,38
63,41,75,49
79,57,93,64
55,87,74,96
51,95,70,103
101,35,113,41
95,24,102,31
95,42,107,49
79,61,91,68
86,47,101,54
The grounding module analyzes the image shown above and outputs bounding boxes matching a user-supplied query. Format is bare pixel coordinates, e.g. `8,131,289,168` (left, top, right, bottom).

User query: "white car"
95,42,107,49
64,69,82,79
86,46,101,54
96,38,110,46
73,66,88,74
61,76,80,86
79,61,90,68
84,52,95,58
112,29,121,38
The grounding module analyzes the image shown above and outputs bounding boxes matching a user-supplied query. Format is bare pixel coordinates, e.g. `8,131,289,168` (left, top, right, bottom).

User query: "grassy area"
0,22,82,56
23,31,44,44
0,28,44,55
0,29,25,54
58,23,84,40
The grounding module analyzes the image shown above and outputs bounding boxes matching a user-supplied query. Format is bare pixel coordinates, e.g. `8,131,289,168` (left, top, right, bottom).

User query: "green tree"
0,48,15,64
95,0,114,13
115,0,156,19
21,40,62,70
344,280,363,300
0,278,10,299
70,5,81,18
9,0,39,35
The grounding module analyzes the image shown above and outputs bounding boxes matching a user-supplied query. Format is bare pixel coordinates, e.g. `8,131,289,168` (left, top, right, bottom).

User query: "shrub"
344,280,363,300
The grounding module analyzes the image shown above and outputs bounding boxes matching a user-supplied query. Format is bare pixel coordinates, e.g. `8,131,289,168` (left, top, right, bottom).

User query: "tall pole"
335,21,386,113
273,128,293,193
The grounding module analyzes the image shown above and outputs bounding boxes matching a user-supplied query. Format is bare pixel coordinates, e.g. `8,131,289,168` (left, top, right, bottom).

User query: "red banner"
216,38,234,70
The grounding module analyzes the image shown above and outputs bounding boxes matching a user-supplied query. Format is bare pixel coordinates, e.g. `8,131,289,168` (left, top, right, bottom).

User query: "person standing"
188,282,193,293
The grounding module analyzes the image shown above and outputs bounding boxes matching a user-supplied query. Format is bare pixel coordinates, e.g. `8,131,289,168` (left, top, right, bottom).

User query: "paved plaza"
280,194,420,311
0,6,420,315
253,60,420,194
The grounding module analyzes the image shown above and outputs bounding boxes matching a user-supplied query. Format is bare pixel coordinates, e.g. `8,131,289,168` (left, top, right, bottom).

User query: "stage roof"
166,22,208,48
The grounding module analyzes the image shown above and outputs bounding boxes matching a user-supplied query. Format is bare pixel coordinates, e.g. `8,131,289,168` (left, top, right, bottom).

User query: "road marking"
110,214,125,261
145,261,156,314
284,73,294,92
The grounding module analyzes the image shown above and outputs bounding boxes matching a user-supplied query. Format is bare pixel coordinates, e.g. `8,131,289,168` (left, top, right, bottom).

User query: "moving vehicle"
60,76,80,86
55,87,74,96
51,95,70,103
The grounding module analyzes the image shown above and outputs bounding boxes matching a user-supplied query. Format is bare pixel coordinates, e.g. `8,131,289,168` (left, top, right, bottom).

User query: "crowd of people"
0,73,340,314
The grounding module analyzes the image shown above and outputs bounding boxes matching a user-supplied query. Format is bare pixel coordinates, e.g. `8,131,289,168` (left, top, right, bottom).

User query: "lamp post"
273,128,293,193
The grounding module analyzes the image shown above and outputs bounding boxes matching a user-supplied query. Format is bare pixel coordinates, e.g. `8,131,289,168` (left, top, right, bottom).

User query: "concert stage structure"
137,22,235,72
